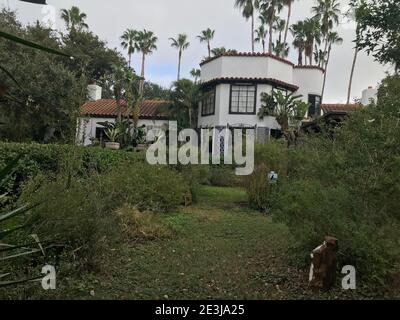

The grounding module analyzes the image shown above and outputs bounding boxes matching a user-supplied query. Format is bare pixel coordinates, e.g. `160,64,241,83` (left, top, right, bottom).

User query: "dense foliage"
0,142,144,199
352,0,400,71
247,75,400,281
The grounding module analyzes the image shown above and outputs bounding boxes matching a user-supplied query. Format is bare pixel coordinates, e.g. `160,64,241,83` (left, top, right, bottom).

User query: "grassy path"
54,186,383,300
77,186,304,300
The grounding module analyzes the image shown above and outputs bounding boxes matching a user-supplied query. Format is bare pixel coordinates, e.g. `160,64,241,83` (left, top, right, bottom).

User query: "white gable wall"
76,117,169,146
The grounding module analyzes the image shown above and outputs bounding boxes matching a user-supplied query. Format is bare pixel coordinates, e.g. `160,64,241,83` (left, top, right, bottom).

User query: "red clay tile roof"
81,99,170,119
200,77,299,91
294,65,325,73
321,104,362,113
200,52,295,67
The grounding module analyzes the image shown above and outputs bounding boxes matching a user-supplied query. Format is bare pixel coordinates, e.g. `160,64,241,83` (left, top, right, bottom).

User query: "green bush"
0,142,144,198
102,162,189,213
244,141,287,211
18,160,189,271
271,99,400,280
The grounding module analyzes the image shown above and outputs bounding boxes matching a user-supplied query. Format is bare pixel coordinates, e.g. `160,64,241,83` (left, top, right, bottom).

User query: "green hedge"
0,142,144,197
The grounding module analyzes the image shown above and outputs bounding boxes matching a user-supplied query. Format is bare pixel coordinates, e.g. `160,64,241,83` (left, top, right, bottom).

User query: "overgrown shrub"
0,142,144,198
271,97,400,280
102,162,189,213
244,141,287,211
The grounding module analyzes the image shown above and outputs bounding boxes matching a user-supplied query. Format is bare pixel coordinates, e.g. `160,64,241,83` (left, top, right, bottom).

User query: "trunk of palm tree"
207,41,211,58
321,44,332,102
322,36,329,69
128,53,132,69
268,21,273,53
297,49,303,65
347,45,358,104
188,107,192,129
177,50,182,81
251,13,255,53
262,40,265,53
284,2,292,45
139,53,146,94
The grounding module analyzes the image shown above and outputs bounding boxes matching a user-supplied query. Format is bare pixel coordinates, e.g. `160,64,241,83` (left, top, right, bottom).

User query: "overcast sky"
1,0,392,103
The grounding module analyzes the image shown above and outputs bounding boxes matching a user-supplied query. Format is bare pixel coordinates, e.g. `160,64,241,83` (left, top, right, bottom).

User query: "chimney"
361,86,377,106
87,84,102,101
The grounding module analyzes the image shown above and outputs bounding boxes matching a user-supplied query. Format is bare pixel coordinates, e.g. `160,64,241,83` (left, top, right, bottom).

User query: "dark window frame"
308,94,322,118
201,86,216,117
272,86,288,97
229,83,257,115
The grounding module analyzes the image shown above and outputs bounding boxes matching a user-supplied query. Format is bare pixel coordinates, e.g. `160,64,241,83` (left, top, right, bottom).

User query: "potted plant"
104,127,121,150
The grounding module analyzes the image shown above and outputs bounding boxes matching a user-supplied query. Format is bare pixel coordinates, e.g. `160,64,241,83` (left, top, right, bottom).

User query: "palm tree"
197,28,215,58
259,90,306,140
282,0,296,44
291,21,306,65
312,0,341,68
254,24,268,53
321,31,343,101
60,6,88,32
170,79,202,129
135,29,158,94
211,47,238,56
234,0,260,53
346,2,362,104
190,69,201,83
259,0,283,54
273,40,289,58
314,45,326,67
169,34,190,81
273,16,286,43
120,29,137,68
303,18,321,65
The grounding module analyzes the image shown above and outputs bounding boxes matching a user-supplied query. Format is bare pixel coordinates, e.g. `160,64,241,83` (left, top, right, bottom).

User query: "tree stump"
309,236,339,291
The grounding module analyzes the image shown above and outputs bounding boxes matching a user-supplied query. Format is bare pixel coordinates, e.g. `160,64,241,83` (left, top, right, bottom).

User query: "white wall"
76,117,169,146
198,83,280,129
201,56,293,83
293,67,324,103
199,56,325,130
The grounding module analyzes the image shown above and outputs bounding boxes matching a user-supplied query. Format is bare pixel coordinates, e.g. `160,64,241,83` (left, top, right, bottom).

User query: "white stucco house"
76,84,169,146
197,52,325,141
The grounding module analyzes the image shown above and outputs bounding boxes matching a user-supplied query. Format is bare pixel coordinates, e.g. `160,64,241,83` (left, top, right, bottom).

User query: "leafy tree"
0,11,84,143
168,79,202,129
142,82,170,100
61,30,126,91
169,34,190,81
120,29,137,68
197,28,215,58
258,90,307,140
351,0,400,72
135,29,158,94
60,6,89,32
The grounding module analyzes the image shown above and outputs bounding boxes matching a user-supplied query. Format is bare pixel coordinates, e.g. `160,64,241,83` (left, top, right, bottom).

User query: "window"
272,86,288,97
202,87,216,116
308,94,322,118
230,84,257,114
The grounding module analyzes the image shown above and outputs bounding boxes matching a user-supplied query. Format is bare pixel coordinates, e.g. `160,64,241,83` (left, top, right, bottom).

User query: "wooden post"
309,236,339,291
